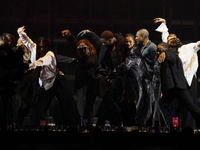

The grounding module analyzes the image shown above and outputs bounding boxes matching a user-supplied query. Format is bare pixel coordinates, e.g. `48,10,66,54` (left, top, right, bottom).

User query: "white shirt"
19,32,37,63
29,51,57,90
19,31,44,86
19,31,57,89
155,23,200,86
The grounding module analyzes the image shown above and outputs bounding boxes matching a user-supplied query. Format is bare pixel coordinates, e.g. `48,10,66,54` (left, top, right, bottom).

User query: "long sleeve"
155,23,169,43
116,55,141,74
178,43,199,86
19,31,37,63
29,51,54,70
56,54,73,64
178,43,198,65
165,51,177,65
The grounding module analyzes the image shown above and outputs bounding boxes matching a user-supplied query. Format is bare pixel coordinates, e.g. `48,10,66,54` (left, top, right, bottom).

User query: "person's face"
125,37,134,49
38,40,45,56
3,35,12,46
100,38,114,48
77,43,90,58
135,32,143,45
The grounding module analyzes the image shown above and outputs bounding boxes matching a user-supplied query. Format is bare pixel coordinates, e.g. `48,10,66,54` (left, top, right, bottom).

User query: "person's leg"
55,74,80,126
181,76,197,128
121,99,136,126
30,87,54,127
16,82,37,128
84,86,97,118
177,88,200,128
159,88,180,127
102,88,121,126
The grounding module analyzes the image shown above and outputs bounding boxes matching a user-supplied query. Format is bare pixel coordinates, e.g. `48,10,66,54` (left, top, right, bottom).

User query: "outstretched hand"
158,52,166,63
77,29,90,38
17,26,25,34
154,18,166,25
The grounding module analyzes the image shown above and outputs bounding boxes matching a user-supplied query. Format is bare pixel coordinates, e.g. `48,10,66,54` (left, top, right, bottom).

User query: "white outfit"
19,32,57,89
156,23,200,86
19,32,36,63
19,32,44,86
29,51,57,90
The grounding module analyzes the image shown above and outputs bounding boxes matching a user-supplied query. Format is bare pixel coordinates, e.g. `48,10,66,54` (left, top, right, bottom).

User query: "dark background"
1,0,200,116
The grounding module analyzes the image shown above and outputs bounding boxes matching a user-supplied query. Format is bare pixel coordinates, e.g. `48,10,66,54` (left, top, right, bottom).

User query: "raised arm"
77,29,103,53
17,26,37,62
61,29,77,46
17,26,36,51
154,18,169,43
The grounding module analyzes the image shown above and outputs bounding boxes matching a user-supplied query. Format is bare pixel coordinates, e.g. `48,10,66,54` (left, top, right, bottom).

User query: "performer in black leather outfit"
116,33,155,126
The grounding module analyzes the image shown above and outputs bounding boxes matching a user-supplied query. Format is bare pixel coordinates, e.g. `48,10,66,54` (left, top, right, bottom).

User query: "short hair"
101,30,114,40
138,29,149,39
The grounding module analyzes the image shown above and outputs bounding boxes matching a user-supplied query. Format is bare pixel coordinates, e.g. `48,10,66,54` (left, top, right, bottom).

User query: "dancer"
135,29,157,79
157,42,200,128
0,33,28,131
116,33,156,126
16,26,78,127
21,35,80,127
74,38,120,126
154,18,200,128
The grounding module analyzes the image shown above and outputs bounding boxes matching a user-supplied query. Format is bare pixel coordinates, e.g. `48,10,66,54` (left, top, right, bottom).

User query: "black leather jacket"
117,50,155,125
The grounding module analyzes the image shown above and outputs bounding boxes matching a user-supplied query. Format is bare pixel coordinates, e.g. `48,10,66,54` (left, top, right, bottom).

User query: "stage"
1,125,200,150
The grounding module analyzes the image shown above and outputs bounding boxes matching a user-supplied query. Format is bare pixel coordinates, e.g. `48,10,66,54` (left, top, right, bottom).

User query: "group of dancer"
1,17,200,130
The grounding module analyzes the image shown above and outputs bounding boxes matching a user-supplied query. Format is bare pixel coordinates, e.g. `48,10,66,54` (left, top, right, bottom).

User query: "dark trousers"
0,81,19,131
30,74,80,127
84,85,97,118
160,87,200,128
16,71,39,128
180,76,197,128
121,100,136,126
84,79,121,126
94,88,121,126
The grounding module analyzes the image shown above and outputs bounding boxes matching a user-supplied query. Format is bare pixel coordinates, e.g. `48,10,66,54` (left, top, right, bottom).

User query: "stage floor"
1,126,200,150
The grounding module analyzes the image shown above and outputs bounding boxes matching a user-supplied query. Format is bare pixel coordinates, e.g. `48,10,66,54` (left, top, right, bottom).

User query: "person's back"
160,47,187,92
